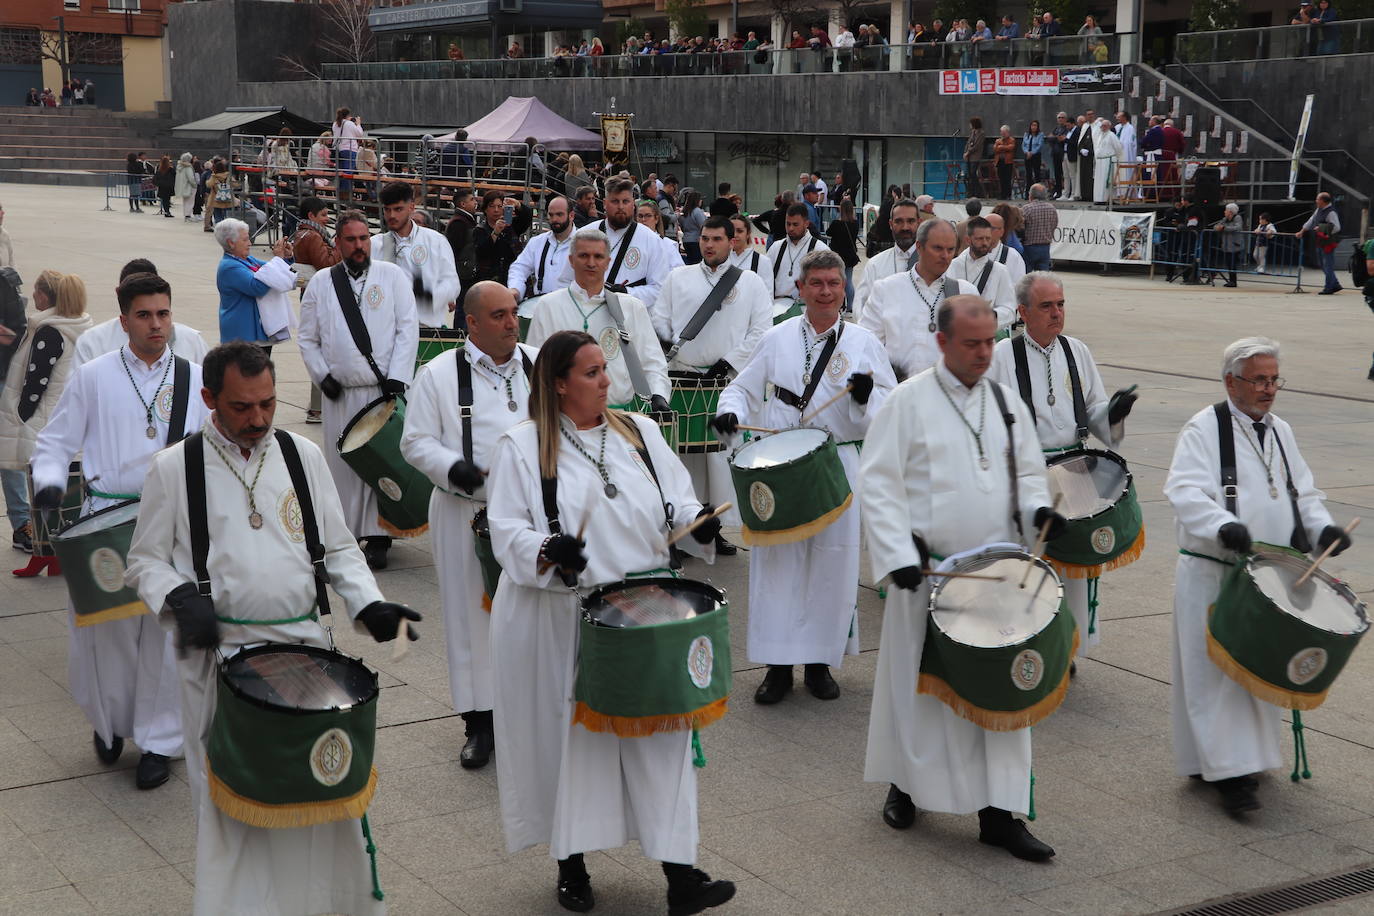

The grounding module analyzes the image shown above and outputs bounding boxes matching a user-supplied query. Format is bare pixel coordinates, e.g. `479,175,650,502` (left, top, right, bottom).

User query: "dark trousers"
1078,156,1094,200
1024,154,1042,193
965,158,983,197
996,161,1013,199
1051,149,1065,194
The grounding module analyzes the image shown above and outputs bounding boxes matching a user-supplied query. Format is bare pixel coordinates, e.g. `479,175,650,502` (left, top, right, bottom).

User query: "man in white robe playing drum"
1164,336,1350,815
371,180,460,329
860,294,1066,861
400,281,538,770
299,208,419,570
713,249,896,704
125,342,421,916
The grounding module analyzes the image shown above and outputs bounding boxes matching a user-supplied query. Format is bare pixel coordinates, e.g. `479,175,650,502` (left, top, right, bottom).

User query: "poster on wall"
932,202,1154,264
941,67,1115,96
995,68,1059,95
1058,65,1123,95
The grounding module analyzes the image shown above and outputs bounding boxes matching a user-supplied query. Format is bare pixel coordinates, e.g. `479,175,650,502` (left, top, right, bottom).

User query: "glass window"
714,134,748,208
886,137,925,199
64,0,79,9
685,132,715,198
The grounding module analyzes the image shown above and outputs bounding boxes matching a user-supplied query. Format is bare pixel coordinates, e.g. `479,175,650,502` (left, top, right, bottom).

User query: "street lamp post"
52,15,69,91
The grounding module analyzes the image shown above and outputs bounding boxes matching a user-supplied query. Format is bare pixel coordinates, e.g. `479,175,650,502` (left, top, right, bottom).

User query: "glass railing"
320,35,1120,81
1175,17,1374,62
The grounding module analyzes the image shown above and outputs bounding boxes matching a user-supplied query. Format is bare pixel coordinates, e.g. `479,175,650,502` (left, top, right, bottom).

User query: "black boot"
977,807,1055,861
93,730,124,764
556,854,593,912
753,665,792,704
1214,775,1261,815
882,784,916,829
664,862,735,916
364,536,391,570
459,709,494,770
713,533,737,556
802,663,839,700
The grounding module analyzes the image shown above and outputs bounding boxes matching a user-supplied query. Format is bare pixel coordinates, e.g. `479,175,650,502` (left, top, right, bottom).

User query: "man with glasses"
1164,337,1352,816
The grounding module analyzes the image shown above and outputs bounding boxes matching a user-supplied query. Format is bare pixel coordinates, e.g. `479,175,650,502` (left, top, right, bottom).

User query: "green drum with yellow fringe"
919,546,1078,730
669,371,728,455
51,500,150,627
729,428,851,546
772,300,802,325
415,326,465,374
470,507,502,612
207,644,378,828
1208,543,1369,710
1043,448,1145,578
338,396,433,537
574,578,732,737
612,396,678,452
517,294,544,342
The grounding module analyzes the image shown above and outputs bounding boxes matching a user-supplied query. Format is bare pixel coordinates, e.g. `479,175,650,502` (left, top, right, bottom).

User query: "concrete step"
0,125,156,138
0,168,108,187
0,143,173,158
1,155,135,170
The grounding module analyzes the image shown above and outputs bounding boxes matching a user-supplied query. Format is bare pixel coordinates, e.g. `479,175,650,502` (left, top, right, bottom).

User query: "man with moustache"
853,198,921,323
948,217,1017,327
765,203,830,318
371,181,460,330
559,177,673,308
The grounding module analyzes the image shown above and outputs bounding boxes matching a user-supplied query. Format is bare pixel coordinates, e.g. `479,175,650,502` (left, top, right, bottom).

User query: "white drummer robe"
298,260,419,539
947,250,1017,328
765,235,829,311
486,414,710,864
1163,401,1332,781
716,316,896,667
860,271,978,381
399,340,538,716
852,241,916,323
988,333,1123,654
370,221,460,328
30,347,210,762
860,364,1051,815
125,418,386,916
557,220,673,308
650,262,773,526
74,317,210,367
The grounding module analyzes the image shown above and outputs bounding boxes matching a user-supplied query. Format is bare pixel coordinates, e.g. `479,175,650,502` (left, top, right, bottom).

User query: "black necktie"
1253,421,1266,448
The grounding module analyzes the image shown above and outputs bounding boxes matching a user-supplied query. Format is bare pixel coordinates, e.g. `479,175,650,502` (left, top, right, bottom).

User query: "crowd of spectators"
22,78,96,108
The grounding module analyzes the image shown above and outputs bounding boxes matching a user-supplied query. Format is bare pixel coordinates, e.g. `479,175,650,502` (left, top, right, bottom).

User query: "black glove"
1218,521,1252,554
356,600,422,642
320,374,343,400
542,534,588,573
691,505,722,545
32,485,64,512
890,566,924,590
706,358,733,380
447,459,483,495
381,378,407,398
1033,506,1068,542
165,583,221,651
1108,388,1138,425
1317,524,1352,557
711,412,739,436
649,393,671,415
848,372,875,405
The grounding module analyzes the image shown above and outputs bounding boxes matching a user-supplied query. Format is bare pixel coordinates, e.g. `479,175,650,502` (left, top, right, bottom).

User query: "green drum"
470,507,501,611
338,396,434,537
30,461,84,559
919,546,1078,731
573,578,732,737
1209,543,1370,711
415,326,465,373
729,428,852,546
772,299,802,325
517,293,544,342
51,500,149,628
615,396,678,452
1044,448,1144,577
669,371,728,455
207,644,379,829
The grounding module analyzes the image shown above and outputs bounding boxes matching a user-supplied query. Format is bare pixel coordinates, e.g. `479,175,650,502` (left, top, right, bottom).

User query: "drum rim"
417,327,466,341
929,548,1065,645
1245,543,1371,633
471,506,490,536
1045,447,1134,522
218,643,380,713
53,498,141,541
730,426,833,470
581,576,727,621
336,395,401,455
668,370,731,391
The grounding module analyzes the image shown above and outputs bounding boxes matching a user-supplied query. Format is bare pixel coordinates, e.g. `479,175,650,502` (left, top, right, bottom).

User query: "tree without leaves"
278,0,375,80
38,31,122,89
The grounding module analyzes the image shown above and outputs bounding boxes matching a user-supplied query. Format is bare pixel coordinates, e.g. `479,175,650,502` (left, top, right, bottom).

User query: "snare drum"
338,396,433,536
669,372,728,455
920,546,1078,731
729,428,851,546
517,294,543,342
772,299,802,325
574,578,732,737
1209,543,1370,710
51,500,149,627
207,644,379,828
618,396,678,452
1043,448,1145,578
415,326,465,373
471,507,501,612
29,461,84,558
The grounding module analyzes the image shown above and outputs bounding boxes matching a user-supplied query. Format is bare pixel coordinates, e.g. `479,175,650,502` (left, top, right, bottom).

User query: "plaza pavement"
0,182,1372,915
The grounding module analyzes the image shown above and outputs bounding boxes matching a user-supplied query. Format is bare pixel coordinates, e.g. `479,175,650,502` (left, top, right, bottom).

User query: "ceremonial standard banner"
600,114,631,169
932,203,1155,265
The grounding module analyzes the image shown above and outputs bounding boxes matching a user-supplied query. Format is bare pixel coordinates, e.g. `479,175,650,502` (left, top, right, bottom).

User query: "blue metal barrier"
1152,226,1306,291
103,172,157,211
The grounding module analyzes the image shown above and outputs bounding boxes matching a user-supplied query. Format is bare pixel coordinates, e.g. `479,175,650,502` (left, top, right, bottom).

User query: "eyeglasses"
1233,374,1286,390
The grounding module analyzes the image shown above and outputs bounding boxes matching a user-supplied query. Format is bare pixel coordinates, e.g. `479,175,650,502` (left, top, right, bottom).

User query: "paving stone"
31,821,168,883
73,864,193,915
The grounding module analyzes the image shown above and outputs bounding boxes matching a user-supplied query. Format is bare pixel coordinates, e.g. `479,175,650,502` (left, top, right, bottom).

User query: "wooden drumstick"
537,510,592,578
1020,494,1062,589
800,384,854,425
1295,517,1360,588
666,502,734,547
392,622,413,661
735,424,779,434
922,569,1005,582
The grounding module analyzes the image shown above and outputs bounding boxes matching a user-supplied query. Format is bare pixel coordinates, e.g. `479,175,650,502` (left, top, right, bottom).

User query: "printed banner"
940,66,1118,96
939,69,997,95
600,114,632,168
996,68,1060,95
932,203,1155,265
1058,65,1123,95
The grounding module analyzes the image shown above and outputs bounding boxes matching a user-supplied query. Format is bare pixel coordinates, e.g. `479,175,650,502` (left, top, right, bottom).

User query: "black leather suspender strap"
774,322,843,411
1059,337,1090,443
772,244,785,279
329,263,386,385
538,473,578,587
166,356,192,445
1213,402,1239,516
989,382,1024,538
183,432,213,599
456,347,533,465
750,251,760,272
1271,432,1314,553
975,259,994,295
1010,335,1036,424
274,429,332,616
535,237,552,294
605,221,637,286
998,244,1010,265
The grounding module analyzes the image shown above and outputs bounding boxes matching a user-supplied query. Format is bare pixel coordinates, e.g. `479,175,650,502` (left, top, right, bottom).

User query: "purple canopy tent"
438,97,602,150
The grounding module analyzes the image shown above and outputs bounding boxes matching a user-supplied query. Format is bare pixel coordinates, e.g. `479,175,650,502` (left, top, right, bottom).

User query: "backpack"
1352,239,1373,288
213,176,233,204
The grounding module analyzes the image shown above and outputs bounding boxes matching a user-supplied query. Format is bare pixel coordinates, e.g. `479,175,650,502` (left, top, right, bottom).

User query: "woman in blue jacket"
1022,121,1044,197
214,218,292,350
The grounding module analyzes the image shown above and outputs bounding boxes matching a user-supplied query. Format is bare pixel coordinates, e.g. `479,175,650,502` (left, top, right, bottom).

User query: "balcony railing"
1175,17,1374,63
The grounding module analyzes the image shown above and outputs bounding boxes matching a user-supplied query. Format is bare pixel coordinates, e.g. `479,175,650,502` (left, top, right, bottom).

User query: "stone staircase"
0,106,178,187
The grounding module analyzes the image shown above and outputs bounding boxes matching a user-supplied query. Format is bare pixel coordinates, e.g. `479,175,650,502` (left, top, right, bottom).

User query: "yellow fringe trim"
377,516,428,538
917,630,1079,731
1050,526,1147,579
1205,628,1328,711
207,765,378,829
482,593,492,614
73,600,149,628
740,492,853,547
572,696,728,737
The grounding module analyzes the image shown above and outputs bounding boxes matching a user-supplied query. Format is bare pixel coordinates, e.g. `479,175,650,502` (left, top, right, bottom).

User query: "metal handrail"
1175,16,1374,63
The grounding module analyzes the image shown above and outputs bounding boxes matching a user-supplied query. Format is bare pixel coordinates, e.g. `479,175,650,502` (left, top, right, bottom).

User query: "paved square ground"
0,183,1371,914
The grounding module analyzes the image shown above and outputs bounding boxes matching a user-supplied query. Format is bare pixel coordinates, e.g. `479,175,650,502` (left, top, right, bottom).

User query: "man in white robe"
1115,111,1139,166
861,219,978,381
650,215,772,549
714,250,896,703
948,217,1017,328
1164,336,1347,814
988,271,1138,661
528,231,671,412
299,210,419,570
765,203,829,319
1092,118,1125,204
370,181,460,329
983,212,1028,285
853,197,922,323
31,272,208,790
125,342,420,916
557,177,673,308
507,194,575,304
74,257,209,367
727,213,774,279
400,281,537,770
861,294,1063,861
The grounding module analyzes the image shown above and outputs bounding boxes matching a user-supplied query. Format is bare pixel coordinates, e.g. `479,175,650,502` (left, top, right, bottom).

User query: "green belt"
215,607,320,626
627,567,679,579
1041,442,1084,455
88,486,140,501
1178,548,1232,567
837,439,863,449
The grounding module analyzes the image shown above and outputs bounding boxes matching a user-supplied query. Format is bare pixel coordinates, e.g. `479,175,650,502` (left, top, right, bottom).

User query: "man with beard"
853,198,921,323
559,178,673,308
299,209,419,570
947,217,1016,327
765,203,830,318
506,195,575,305
371,181,460,330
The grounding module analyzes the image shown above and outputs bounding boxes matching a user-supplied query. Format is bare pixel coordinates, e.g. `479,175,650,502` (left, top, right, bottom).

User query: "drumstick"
537,509,593,579
666,502,734,547
1020,494,1063,589
391,623,413,661
800,384,854,425
1295,517,1360,588
922,569,1005,582
735,424,779,434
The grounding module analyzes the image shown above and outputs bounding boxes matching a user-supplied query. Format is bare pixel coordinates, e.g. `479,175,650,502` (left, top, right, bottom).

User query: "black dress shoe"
364,540,390,570
1069,661,1077,679
1215,776,1261,814
93,731,124,765
459,731,494,770
753,665,792,704
556,878,594,912
666,868,736,916
136,752,171,790
882,784,916,829
713,533,737,557
978,807,1055,861
803,663,840,700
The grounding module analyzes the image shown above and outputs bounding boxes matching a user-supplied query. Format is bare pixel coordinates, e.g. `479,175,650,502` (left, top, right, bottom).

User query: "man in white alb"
371,181,460,329
507,194,575,305
75,258,209,367
558,177,673,308
947,217,1016,327
853,197,921,323
766,203,829,320
983,212,1027,285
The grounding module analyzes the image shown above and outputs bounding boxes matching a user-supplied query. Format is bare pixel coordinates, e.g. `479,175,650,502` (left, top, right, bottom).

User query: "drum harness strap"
604,290,654,401
455,345,533,494
1011,335,1089,444
602,221,647,292
974,260,994,296
664,265,743,363
1212,402,1311,553
329,263,389,388
87,356,194,504
774,320,842,412
988,382,1024,539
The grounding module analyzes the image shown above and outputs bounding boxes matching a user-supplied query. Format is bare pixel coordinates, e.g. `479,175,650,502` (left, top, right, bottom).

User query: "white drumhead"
732,428,828,469
58,501,141,539
930,549,1062,648
341,400,397,453
519,294,542,319
1249,547,1369,636
1046,452,1129,520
